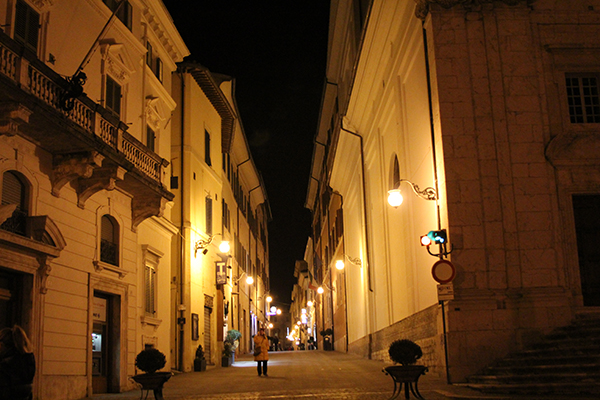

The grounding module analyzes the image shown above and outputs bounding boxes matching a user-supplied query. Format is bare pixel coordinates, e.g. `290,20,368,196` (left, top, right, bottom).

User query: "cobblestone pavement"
81,350,596,400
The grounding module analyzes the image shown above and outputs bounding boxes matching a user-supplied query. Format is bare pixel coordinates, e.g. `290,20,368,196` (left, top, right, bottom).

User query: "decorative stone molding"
100,44,134,85
145,96,163,131
0,103,32,137
92,260,128,279
28,215,67,249
29,0,54,12
37,255,52,294
141,315,162,330
52,151,104,197
546,131,600,167
414,0,528,19
77,166,127,208
131,195,168,231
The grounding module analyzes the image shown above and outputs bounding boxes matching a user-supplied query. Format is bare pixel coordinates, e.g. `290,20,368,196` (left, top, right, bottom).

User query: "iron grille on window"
566,75,600,123
0,208,27,236
100,239,118,265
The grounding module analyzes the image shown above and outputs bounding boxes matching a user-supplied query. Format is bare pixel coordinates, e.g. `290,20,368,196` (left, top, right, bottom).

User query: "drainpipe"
178,71,186,372
422,23,450,384
339,123,375,359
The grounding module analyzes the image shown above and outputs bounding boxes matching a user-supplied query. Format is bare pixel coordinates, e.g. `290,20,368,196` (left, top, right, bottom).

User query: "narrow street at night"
82,350,597,400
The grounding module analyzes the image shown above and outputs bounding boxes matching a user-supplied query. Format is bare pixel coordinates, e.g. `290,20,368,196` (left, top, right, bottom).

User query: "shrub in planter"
388,339,423,366
135,348,166,374
132,348,171,394
194,345,206,372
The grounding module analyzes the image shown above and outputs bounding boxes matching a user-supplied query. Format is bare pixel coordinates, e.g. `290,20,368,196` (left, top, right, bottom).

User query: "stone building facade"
307,0,600,382
0,1,270,399
170,62,270,371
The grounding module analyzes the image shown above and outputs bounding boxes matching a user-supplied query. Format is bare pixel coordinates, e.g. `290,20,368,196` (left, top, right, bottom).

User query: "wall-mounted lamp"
335,254,362,270
229,270,254,285
317,287,324,294
387,179,437,207
194,233,229,257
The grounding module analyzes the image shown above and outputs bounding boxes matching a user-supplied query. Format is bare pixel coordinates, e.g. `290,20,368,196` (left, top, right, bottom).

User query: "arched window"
1,171,28,235
100,215,119,266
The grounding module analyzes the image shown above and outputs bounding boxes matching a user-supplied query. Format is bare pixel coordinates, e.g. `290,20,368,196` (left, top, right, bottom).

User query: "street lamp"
387,179,437,208
219,240,230,253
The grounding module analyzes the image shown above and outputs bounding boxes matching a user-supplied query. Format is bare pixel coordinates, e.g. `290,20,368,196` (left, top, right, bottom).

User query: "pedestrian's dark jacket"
0,348,35,400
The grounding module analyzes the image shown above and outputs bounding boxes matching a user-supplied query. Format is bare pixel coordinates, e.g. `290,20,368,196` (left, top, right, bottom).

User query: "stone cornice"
414,0,529,19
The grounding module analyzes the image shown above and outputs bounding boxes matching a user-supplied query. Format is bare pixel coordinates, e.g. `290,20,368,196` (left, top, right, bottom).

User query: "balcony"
0,31,173,229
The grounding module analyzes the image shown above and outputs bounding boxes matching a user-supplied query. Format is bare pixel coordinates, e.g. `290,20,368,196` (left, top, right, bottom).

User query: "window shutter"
15,0,39,52
206,196,213,236
145,265,156,314
2,172,24,208
27,7,39,50
14,1,27,44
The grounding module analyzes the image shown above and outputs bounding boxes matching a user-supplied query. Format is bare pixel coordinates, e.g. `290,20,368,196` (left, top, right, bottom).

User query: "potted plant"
221,341,233,367
383,339,428,399
131,348,172,400
194,344,207,372
320,328,333,351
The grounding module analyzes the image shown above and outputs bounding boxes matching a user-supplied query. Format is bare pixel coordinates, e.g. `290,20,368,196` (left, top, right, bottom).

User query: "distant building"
307,0,600,382
170,61,270,371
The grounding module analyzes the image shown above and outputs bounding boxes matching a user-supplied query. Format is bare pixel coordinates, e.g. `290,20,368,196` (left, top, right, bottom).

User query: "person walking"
253,327,269,377
0,325,35,400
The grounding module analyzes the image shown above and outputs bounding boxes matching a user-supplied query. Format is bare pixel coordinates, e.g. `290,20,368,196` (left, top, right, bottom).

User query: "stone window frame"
93,208,126,279
141,245,163,328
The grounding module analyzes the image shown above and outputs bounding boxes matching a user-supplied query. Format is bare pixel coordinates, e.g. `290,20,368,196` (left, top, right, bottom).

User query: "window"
566,74,600,123
144,261,156,315
146,41,163,82
222,199,230,231
146,126,156,152
103,0,132,31
205,196,213,236
105,76,121,116
100,215,118,266
146,42,153,68
1,171,28,236
155,58,163,82
205,130,211,166
14,0,39,53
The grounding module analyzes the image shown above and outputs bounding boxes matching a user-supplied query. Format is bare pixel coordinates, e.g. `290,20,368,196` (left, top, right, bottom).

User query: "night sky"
163,2,330,305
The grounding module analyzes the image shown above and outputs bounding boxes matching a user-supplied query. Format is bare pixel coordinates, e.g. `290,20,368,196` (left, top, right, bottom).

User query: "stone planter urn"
132,348,171,400
383,339,428,399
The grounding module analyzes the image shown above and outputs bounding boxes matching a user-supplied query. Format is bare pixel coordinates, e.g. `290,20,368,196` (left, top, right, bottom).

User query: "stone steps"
466,313,600,395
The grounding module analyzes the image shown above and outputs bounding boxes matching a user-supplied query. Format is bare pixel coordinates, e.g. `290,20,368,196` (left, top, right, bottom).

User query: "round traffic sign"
431,259,456,284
